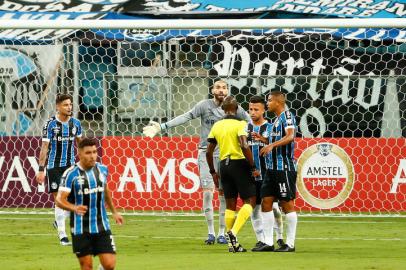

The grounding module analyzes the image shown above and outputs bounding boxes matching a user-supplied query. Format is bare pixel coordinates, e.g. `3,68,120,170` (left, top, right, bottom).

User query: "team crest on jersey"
262,131,268,138
274,120,279,127
77,175,85,186
53,126,60,135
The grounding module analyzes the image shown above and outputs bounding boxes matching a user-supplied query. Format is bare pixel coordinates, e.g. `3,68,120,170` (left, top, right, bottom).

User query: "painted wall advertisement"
1,136,405,213
210,35,406,138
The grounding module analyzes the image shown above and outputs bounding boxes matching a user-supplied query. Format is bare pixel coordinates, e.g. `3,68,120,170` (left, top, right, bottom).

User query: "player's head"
56,94,73,117
78,138,98,169
267,90,285,113
221,95,238,114
211,79,229,103
249,95,266,122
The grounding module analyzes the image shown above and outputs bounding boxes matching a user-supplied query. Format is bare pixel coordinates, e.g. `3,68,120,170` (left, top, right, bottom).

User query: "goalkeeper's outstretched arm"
143,101,203,138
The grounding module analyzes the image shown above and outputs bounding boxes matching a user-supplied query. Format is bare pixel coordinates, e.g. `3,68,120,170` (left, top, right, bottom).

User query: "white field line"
0,216,402,224
0,232,403,241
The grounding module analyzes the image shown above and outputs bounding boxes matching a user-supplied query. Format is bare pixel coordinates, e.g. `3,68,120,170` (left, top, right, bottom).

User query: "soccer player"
260,90,298,252
35,94,82,245
56,138,124,270
143,80,250,245
206,96,258,252
246,95,284,252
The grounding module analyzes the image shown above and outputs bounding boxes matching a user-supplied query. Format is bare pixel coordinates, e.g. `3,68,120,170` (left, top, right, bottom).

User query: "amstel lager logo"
297,143,354,209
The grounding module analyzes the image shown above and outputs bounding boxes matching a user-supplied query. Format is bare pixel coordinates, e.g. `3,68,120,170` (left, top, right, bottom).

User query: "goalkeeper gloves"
142,121,163,138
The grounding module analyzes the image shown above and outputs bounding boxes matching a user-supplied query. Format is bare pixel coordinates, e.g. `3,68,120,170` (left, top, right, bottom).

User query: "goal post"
0,19,405,216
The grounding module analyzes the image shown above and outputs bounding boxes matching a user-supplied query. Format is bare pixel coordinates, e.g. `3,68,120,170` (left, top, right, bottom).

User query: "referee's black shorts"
220,159,256,200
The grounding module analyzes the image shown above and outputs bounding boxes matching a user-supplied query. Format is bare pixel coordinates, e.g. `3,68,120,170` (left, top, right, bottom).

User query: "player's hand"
142,121,161,138
74,205,88,216
260,144,274,156
211,172,219,189
252,169,260,178
36,171,46,184
251,132,267,143
112,212,124,225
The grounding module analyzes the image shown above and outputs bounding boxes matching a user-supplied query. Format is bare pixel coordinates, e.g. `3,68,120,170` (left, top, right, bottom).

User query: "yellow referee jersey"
207,116,248,161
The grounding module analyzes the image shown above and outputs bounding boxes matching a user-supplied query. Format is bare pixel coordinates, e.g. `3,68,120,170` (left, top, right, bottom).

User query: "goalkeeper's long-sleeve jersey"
162,99,250,149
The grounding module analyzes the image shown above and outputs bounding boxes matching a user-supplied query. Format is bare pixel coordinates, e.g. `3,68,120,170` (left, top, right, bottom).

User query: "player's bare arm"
35,141,49,184
56,190,88,216
260,128,295,156
105,186,124,225
75,136,82,145
206,141,219,188
239,135,260,178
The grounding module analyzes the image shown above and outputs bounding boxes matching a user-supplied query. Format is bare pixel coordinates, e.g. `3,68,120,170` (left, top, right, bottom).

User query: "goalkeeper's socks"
231,204,253,235
203,191,215,235
286,212,297,248
225,209,236,232
261,210,275,246
218,195,226,236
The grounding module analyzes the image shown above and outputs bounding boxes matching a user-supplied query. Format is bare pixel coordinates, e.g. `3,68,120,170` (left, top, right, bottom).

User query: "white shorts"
198,149,220,190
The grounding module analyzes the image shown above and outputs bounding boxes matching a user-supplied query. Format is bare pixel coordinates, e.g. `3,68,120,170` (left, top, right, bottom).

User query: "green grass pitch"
0,213,405,270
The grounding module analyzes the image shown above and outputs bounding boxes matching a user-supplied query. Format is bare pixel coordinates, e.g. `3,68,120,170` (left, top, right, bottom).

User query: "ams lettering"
118,158,200,194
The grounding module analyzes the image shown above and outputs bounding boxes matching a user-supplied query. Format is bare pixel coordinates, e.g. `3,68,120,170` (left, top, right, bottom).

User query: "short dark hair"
56,93,73,104
222,95,238,112
270,90,285,97
78,138,98,149
249,95,266,108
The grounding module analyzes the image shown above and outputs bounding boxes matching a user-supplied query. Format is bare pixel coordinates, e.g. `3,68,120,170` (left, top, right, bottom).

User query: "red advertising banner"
101,137,406,213
0,137,52,208
101,136,204,211
1,136,404,213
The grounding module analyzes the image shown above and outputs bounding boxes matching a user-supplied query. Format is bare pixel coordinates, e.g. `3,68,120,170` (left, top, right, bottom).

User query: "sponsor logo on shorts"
51,182,58,190
297,143,354,209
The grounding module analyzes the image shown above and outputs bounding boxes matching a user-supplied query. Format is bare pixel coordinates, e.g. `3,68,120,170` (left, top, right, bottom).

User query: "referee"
206,96,259,253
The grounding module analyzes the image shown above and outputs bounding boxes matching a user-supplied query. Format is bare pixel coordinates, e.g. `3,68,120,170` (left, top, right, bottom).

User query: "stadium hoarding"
0,136,405,212
0,136,52,208
124,0,406,18
101,136,204,211
210,36,406,138
101,136,406,213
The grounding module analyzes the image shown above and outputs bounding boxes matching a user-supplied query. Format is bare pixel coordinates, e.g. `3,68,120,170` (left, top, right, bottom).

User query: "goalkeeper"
143,80,249,245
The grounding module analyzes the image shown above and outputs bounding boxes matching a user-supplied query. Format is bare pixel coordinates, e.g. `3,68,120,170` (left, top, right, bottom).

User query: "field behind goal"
0,214,405,269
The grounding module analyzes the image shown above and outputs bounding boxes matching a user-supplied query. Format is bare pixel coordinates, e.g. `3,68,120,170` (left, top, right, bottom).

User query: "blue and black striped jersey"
59,162,110,235
265,110,297,172
246,121,272,180
42,116,82,169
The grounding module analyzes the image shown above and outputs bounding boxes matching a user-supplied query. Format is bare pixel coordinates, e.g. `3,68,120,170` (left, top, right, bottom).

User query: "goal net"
0,19,405,215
